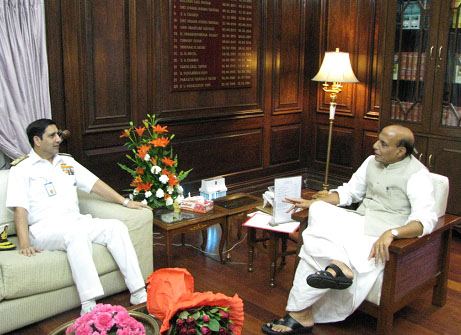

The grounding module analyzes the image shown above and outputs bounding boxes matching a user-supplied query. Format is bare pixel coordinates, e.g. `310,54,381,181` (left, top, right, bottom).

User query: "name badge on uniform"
44,182,57,197
61,164,75,175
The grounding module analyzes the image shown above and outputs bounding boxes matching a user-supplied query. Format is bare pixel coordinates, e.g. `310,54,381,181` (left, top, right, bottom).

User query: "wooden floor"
8,224,461,335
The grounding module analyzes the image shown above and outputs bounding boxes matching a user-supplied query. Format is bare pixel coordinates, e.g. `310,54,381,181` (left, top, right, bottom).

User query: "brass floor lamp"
312,48,359,196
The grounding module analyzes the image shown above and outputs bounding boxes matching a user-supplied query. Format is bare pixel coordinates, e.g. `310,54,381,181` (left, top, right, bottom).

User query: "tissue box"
180,199,214,213
199,177,227,200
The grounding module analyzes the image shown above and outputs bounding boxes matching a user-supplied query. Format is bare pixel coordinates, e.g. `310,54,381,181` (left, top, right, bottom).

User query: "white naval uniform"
6,150,145,302
286,155,438,323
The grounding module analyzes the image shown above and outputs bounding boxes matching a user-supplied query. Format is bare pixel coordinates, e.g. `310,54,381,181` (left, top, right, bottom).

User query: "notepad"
242,212,300,234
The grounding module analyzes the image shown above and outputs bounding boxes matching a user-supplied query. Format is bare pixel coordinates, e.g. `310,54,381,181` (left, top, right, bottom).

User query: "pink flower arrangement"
65,304,145,335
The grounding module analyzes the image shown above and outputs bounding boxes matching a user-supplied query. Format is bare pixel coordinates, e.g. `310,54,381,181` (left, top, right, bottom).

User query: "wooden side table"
213,193,263,261
153,207,228,267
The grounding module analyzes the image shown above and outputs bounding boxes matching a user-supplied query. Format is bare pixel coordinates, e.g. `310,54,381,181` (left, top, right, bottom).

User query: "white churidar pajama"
286,201,384,323
6,150,145,303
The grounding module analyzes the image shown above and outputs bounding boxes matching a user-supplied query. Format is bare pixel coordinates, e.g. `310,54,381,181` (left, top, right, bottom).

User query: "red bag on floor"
146,268,244,335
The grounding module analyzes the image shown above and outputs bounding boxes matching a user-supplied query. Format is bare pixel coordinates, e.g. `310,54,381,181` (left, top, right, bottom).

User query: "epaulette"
10,155,29,166
58,153,73,157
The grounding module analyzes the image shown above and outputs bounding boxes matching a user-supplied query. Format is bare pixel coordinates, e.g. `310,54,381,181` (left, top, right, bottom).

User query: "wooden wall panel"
270,124,301,165
273,0,305,112
315,124,354,168
84,0,131,127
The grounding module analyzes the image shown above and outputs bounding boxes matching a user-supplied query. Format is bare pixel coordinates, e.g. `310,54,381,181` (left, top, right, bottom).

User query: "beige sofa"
0,170,154,334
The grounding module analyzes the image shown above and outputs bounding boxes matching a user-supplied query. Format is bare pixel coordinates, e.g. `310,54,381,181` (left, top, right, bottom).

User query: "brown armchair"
292,173,460,335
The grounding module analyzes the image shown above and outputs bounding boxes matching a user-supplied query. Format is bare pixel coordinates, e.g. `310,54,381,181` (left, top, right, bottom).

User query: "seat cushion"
0,236,118,301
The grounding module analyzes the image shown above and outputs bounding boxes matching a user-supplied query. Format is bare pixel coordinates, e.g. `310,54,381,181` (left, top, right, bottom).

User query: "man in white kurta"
263,125,438,334
6,119,152,315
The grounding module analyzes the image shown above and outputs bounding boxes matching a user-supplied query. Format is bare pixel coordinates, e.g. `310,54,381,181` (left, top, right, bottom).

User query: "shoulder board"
58,153,73,157
10,155,29,166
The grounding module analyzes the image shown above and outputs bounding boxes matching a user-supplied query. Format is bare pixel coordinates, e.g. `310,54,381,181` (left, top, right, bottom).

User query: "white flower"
141,199,148,205
144,153,150,161
176,185,184,194
165,197,173,206
159,174,169,184
167,186,174,194
129,194,133,200
156,188,165,198
145,191,152,198
176,194,184,203
151,165,161,174
133,189,139,196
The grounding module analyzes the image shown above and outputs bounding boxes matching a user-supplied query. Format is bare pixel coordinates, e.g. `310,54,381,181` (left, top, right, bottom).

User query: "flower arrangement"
146,268,244,335
118,114,192,209
65,303,145,335
170,306,235,335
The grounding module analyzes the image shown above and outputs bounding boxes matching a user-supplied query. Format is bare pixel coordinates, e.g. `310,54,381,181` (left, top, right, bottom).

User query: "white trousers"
286,201,384,323
29,215,145,302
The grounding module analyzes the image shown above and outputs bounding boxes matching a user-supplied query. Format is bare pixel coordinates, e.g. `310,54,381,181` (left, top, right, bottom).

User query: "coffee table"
153,207,228,267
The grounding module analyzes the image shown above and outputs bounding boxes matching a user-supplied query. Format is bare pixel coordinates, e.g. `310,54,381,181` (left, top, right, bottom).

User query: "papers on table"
273,175,302,225
243,212,300,234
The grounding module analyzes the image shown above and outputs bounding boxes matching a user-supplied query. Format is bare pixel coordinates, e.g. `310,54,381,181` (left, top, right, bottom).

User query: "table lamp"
312,48,359,196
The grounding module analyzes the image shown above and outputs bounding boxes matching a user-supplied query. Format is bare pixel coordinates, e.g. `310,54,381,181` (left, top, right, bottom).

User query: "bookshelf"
379,0,461,216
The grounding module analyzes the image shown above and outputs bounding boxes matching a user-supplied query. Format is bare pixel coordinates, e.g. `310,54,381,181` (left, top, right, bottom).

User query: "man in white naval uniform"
6,119,152,315
262,125,438,335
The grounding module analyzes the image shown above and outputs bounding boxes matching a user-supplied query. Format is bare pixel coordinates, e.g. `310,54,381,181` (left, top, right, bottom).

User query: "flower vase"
48,310,160,335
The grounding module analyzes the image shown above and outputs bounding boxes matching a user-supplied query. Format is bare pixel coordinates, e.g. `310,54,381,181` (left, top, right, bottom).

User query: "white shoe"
81,299,96,315
130,288,147,305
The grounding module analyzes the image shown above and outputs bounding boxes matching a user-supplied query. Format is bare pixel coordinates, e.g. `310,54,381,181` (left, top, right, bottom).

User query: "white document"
243,212,300,234
273,176,302,225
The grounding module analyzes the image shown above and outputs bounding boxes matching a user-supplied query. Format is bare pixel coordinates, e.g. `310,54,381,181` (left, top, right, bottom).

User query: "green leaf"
191,311,201,320
208,319,220,331
178,310,189,319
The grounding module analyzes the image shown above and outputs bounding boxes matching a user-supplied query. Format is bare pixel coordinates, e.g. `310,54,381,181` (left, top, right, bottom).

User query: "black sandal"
306,263,353,290
262,314,313,335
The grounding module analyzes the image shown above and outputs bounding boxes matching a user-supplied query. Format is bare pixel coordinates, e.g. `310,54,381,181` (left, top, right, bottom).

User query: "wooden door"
430,0,461,137
427,138,461,216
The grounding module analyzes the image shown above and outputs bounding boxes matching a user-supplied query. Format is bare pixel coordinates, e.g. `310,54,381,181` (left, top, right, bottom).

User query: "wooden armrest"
389,214,460,255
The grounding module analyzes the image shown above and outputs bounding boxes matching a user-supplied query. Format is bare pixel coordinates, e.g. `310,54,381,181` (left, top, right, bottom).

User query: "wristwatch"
122,198,130,207
391,229,399,238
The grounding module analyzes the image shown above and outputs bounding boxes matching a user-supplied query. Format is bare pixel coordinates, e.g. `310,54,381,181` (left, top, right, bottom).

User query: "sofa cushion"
0,236,118,301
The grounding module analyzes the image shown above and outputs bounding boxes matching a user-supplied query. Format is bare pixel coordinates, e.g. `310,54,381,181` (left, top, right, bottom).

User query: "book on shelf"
453,1,461,29
393,52,425,81
442,106,461,127
454,53,461,84
402,1,420,30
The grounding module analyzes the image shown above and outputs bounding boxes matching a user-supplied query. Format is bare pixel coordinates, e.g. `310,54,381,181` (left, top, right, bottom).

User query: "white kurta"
286,155,438,323
6,150,145,302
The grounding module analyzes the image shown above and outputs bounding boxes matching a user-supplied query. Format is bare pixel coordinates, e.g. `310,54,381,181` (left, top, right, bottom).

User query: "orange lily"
138,182,153,191
168,174,179,186
150,137,170,147
135,126,146,136
120,129,130,138
164,194,171,200
161,157,176,167
150,157,158,165
136,144,151,159
130,175,143,187
153,124,168,133
136,167,144,175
